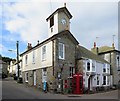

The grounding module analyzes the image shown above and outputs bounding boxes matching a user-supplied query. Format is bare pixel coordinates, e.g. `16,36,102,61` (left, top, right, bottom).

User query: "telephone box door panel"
72,74,83,94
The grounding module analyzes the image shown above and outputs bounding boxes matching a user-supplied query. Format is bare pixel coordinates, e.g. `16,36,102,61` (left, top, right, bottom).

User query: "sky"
1,0,119,59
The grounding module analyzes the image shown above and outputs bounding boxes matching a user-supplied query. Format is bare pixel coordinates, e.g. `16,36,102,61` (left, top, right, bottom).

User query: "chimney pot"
37,40,39,44
94,42,96,48
27,43,32,50
64,3,66,7
112,43,115,49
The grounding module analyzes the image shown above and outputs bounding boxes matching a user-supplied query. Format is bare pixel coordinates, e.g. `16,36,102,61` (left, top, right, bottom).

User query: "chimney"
37,40,39,44
112,43,115,49
64,3,66,7
96,47,99,55
27,43,32,50
94,42,96,48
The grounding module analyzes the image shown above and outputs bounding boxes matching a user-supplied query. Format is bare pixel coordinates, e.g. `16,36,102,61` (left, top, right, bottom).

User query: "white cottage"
77,45,112,92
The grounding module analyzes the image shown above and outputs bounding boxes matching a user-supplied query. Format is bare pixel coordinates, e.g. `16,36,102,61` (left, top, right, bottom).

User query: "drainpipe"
96,47,99,55
52,40,54,76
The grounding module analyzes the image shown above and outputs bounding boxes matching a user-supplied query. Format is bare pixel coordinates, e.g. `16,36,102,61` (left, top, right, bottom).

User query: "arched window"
87,62,90,71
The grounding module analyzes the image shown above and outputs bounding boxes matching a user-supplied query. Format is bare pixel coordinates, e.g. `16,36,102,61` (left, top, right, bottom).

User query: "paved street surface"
1,77,119,100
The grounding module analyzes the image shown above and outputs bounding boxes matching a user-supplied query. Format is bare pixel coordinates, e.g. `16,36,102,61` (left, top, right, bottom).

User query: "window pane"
25,55,28,64
33,51,35,63
103,76,106,85
87,62,90,71
50,16,54,27
42,46,46,60
59,43,64,59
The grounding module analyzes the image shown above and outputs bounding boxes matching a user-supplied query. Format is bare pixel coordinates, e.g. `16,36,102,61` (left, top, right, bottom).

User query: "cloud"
3,1,51,43
69,2,118,49
2,1,118,51
0,43,7,54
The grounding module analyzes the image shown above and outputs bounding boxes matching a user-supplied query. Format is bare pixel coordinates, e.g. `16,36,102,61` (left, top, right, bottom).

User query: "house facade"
91,43,120,87
0,60,8,78
77,46,111,92
20,6,79,93
20,5,112,94
8,60,16,76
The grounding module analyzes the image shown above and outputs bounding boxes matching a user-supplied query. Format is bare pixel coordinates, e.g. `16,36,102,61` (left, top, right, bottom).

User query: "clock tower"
46,4,72,37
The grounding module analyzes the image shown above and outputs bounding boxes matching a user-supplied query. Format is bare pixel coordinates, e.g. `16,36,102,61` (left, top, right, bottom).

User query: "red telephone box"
72,73,83,94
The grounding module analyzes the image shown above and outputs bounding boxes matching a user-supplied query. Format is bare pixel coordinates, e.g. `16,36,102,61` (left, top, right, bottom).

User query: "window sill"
32,62,35,64
42,59,46,62
59,57,65,60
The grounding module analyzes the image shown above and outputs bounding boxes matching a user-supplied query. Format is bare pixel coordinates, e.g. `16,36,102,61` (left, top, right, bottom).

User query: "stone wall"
53,33,77,93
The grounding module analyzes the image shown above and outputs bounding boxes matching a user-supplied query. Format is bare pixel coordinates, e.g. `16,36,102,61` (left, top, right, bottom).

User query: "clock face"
61,18,67,25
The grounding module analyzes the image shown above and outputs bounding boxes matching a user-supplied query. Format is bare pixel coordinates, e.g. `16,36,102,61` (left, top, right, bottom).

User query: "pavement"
1,77,119,100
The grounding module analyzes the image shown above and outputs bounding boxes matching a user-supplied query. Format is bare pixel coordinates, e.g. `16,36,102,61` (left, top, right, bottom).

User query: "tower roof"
46,7,72,21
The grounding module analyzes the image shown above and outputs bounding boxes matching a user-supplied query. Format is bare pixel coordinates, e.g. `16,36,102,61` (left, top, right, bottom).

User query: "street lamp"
8,41,20,79
16,41,19,79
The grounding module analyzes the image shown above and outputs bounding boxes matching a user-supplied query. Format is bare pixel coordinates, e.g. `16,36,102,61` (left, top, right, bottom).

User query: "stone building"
20,6,79,93
77,45,111,92
8,60,16,76
0,59,8,78
91,43,120,87
20,5,113,94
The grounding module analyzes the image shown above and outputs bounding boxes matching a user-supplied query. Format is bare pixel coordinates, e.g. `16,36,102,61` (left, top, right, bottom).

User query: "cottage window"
117,56,120,70
42,46,46,61
69,67,74,77
107,76,109,85
87,62,90,71
103,64,106,73
42,68,47,76
25,55,28,64
103,76,106,85
33,51,35,63
50,16,54,27
92,62,95,71
42,68,47,82
107,68,110,73
103,68,106,73
25,72,28,82
97,75,100,85
58,43,65,59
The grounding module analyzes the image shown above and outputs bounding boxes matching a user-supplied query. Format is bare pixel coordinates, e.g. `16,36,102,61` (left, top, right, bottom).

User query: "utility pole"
16,41,19,79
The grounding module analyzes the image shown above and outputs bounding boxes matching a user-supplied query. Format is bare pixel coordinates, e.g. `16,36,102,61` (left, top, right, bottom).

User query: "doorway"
33,71,36,86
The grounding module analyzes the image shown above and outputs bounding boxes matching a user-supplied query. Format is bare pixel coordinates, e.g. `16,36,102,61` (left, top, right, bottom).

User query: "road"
1,77,119,100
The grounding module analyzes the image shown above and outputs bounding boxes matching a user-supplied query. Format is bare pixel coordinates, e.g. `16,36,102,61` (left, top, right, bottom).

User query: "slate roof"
91,46,120,54
77,45,109,64
20,30,79,56
46,7,72,21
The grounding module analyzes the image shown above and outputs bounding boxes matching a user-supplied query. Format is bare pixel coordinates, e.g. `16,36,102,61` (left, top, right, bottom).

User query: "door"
72,74,83,94
88,77,90,93
33,71,36,86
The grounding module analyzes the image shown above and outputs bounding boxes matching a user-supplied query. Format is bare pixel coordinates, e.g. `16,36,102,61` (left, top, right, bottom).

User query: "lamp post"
8,41,19,79
16,41,19,79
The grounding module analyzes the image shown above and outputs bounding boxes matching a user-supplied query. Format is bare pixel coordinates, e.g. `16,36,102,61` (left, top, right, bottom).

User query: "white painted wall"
9,61,16,75
41,41,53,68
83,58,111,90
22,41,53,72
